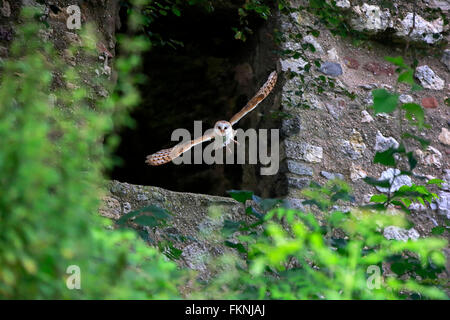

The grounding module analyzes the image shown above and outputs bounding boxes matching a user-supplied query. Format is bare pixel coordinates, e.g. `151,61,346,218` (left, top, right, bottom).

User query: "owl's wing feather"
229,71,277,126
146,130,215,166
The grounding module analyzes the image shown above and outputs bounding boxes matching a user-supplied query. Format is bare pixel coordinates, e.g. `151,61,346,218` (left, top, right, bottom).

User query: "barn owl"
146,71,278,166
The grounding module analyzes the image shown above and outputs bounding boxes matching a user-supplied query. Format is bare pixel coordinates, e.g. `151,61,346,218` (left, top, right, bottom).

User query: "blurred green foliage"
0,4,185,299
194,182,448,300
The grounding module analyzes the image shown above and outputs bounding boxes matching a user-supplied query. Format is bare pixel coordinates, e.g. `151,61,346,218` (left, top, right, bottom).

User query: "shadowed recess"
109,4,266,196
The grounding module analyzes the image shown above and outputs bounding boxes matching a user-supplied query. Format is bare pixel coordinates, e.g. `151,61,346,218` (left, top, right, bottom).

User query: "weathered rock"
285,197,306,211
340,130,366,160
428,0,450,11
415,146,443,168
376,168,412,193
321,171,344,180
327,48,339,61
343,56,359,69
415,65,445,90
361,110,374,123
396,13,444,44
335,0,350,8
285,140,323,163
103,181,247,278
363,62,395,76
438,128,450,145
326,102,344,120
99,196,121,220
435,190,450,219
281,115,302,137
351,4,393,34
360,83,377,90
399,94,414,104
441,169,450,191
302,35,323,53
441,49,450,71
286,160,313,176
281,57,308,72
374,131,399,152
318,62,343,76
421,96,439,109
287,175,311,189
1,0,11,17
383,226,420,241
350,164,367,181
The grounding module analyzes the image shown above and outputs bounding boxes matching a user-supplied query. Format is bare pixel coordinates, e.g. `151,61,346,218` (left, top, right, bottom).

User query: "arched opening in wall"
109,3,269,196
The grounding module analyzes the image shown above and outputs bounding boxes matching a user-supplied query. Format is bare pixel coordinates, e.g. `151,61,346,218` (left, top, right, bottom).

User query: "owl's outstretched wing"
229,71,277,126
146,130,215,166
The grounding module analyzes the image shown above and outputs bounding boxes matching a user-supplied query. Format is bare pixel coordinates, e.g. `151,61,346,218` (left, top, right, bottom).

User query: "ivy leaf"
222,219,243,236
363,177,391,188
402,103,425,128
142,205,172,220
398,70,415,85
245,206,264,219
224,241,247,254
402,132,430,149
427,179,444,187
406,152,417,171
372,89,399,114
384,56,408,69
253,196,283,212
431,226,445,236
171,7,181,16
374,148,397,167
227,190,254,203
134,215,158,227
370,194,388,203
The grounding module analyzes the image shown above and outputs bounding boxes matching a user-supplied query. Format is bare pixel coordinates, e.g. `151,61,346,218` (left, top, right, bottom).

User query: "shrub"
0,5,185,299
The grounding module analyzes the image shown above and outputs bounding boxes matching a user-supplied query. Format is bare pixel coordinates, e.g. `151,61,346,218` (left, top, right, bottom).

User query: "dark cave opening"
109,4,268,196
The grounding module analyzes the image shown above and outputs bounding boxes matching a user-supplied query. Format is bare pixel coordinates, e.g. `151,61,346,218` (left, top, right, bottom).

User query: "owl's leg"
226,145,232,153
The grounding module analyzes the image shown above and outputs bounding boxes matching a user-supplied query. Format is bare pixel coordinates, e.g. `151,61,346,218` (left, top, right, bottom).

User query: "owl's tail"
145,148,174,166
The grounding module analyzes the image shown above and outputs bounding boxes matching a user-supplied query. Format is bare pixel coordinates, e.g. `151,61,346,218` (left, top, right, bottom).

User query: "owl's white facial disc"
214,120,232,136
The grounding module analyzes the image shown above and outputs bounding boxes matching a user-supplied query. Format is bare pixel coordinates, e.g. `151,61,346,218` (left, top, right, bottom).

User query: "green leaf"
329,211,348,226
141,205,172,220
134,215,158,228
227,190,254,203
370,194,388,203
363,177,391,188
427,179,444,187
372,89,399,114
374,148,397,166
245,206,264,219
224,241,247,254
402,103,425,128
171,7,181,16
397,70,415,85
431,226,445,236
401,133,430,149
384,56,408,69
406,152,417,171
222,219,243,236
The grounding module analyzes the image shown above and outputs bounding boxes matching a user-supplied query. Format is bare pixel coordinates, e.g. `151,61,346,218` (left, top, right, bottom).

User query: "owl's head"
214,120,232,136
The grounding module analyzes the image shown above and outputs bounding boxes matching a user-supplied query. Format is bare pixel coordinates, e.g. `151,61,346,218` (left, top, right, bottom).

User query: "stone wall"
0,0,120,99
275,0,449,240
